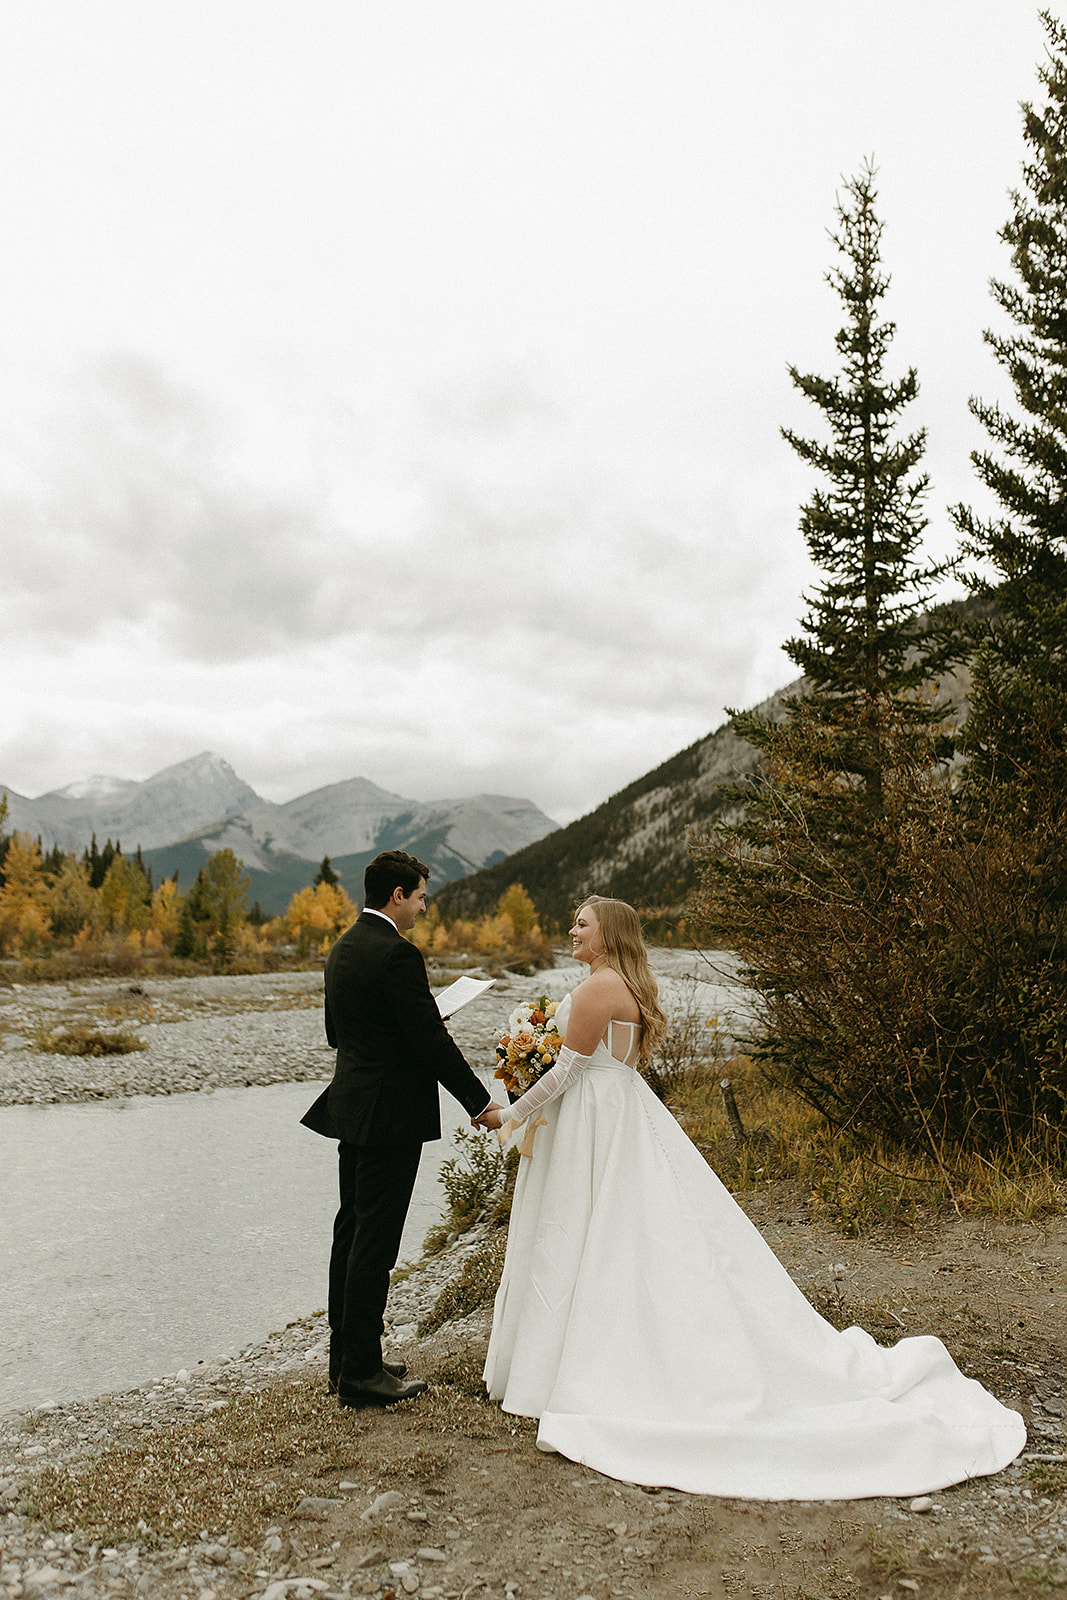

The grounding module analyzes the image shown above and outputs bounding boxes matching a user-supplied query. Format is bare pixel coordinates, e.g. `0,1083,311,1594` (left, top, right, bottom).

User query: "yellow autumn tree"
0,832,53,955
283,880,357,955
496,882,538,939
99,854,152,935
49,856,100,940
149,878,182,949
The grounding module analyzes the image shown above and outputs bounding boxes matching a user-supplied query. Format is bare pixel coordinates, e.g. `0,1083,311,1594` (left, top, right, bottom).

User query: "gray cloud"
4,352,804,677
2,351,807,816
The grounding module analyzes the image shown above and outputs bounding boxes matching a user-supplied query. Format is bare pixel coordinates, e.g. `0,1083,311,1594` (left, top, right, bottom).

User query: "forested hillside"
431,681,796,928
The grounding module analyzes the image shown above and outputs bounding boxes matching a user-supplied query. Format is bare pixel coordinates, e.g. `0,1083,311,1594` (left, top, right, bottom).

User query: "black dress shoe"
328,1358,406,1394
337,1368,428,1408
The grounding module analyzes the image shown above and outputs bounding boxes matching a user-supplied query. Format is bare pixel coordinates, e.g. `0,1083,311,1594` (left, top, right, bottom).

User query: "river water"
0,1079,478,1415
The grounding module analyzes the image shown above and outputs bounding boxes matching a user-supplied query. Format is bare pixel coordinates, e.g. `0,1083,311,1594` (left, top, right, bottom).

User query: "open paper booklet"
434,974,496,1018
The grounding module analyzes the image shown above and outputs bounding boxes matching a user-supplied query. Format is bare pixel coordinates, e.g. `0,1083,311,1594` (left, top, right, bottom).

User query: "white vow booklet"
435,974,497,1018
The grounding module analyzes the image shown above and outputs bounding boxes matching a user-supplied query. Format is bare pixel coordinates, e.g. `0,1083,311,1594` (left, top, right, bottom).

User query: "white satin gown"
483,993,1025,1500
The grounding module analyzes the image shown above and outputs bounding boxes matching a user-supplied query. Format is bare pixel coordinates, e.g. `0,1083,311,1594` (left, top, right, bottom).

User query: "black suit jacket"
301,911,490,1145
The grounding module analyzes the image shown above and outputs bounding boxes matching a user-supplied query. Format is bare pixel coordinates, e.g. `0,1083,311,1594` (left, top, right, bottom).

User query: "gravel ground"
0,951,746,1109
1,1223,1064,1600
1,957,1064,1598
0,970,348,1106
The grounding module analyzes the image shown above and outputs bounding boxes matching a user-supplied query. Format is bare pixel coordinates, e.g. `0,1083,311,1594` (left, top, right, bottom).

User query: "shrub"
642,975,728,1103
423,1126,514,1249
33,1023,147,1057
418,1231,509,1336
693,703,1067,1158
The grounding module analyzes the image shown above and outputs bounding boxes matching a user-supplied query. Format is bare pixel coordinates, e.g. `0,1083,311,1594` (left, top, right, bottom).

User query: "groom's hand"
472,1102,504,1130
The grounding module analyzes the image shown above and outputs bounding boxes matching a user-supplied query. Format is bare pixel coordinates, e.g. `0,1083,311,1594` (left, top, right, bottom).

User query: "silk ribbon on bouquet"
517,1114,547,1157
497,1114,547,1156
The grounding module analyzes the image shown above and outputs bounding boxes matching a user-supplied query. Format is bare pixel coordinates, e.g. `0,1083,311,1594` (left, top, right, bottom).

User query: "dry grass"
670,1052,1067,1233
418,1231,509,1336
19,1347,521,1551
1028,1462,1067,1499
5,948,318,985
30,1022,147,1057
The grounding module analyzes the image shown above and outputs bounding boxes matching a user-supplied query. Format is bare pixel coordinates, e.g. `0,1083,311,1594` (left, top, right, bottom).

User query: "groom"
301,849,501,1408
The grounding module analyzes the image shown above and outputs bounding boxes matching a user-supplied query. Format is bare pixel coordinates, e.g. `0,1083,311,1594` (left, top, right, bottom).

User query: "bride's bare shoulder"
573,967,636,1011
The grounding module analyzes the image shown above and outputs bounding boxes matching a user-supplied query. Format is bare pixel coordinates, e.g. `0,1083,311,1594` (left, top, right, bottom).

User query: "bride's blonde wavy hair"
578,895,667,1057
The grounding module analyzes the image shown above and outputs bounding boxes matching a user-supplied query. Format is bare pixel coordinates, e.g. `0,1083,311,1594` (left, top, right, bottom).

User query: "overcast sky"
0,2,1048,824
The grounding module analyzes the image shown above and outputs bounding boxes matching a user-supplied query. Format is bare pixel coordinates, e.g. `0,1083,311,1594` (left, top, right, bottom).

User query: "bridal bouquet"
494,995,562,1095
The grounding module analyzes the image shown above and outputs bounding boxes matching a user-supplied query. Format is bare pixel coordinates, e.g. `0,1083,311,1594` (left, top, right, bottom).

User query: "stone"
22,1565,65,1591
354,1549,386,1568
416,1547,448,1562
909,1496,933,1514
260,1582,329,1600
362,1490,406,1521
293,1497,343,1520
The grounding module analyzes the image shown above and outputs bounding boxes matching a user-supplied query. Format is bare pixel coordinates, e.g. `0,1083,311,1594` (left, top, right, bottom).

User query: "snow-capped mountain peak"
47,775,138,801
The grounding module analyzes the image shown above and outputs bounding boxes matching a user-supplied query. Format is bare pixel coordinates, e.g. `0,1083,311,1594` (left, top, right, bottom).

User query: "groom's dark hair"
364,850,430,908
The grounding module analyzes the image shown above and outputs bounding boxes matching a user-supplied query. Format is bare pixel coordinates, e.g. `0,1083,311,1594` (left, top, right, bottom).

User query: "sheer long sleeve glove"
497,1044,595,1144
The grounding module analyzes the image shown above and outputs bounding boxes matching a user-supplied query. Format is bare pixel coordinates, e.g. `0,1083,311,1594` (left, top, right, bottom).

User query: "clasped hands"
472,1101,506,1132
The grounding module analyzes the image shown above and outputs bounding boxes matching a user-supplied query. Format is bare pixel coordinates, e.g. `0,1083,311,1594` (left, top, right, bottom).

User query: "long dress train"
483,993,1025,1501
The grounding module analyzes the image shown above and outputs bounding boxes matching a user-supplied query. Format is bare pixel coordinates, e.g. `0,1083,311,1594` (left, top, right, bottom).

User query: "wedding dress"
483,993,1026,1500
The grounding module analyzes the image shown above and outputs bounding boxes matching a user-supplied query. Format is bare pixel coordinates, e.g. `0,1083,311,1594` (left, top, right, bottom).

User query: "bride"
478,895,1025,1501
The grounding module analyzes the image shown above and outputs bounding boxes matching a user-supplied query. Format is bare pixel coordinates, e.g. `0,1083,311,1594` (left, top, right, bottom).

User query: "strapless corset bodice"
554,992,638,1069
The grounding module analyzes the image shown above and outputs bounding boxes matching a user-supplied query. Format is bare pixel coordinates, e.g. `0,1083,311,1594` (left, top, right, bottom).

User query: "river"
0,1078,478,1415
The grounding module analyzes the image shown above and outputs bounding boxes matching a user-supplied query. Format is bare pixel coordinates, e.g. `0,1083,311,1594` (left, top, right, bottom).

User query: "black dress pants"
328,1138,423,1381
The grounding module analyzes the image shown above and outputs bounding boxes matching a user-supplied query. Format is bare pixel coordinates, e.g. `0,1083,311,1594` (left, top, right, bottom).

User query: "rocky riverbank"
0,967,507,1109
2,1212,1066,1600
0,951,744,1109
2,960,1065,1598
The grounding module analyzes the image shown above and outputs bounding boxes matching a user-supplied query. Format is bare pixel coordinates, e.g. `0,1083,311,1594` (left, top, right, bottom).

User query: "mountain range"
433,656,974,930
430,687,789,929
0,753,559,915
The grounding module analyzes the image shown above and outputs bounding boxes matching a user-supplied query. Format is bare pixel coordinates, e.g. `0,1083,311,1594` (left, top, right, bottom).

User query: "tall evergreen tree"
42,843,65,879
943,11,1067,1140
314,855,340,888
740,159,953,807
953,10,1067,815
84,835,117,890
83,834,101,889
132,844,153,892
692,164,961,1146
